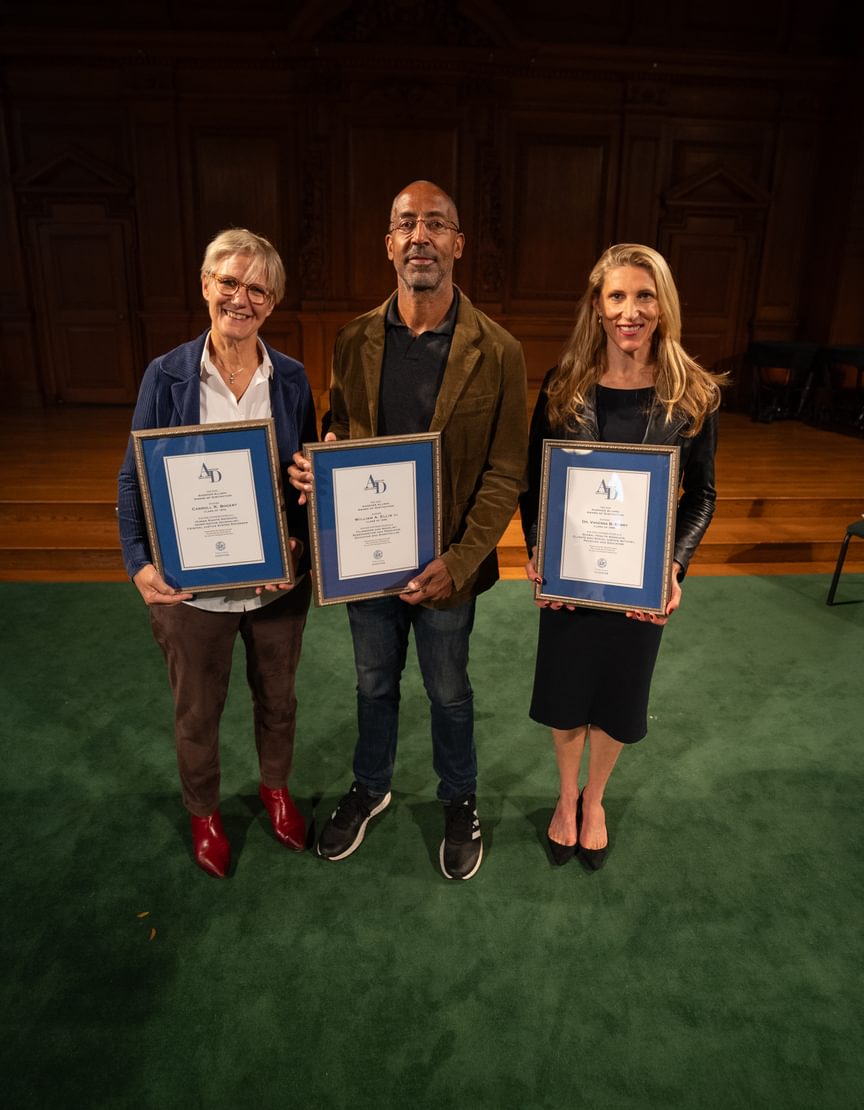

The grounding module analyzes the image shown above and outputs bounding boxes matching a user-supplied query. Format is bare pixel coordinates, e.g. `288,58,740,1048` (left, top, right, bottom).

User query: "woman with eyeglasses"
118,228,317,878
520,244,723,871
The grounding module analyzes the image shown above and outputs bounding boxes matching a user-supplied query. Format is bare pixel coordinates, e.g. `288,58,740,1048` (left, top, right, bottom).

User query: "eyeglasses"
208,272,272,305
388,216,460,237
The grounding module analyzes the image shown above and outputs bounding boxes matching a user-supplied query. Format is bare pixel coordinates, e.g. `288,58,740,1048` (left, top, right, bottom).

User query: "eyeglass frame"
387,216,462,237
207,271,273,305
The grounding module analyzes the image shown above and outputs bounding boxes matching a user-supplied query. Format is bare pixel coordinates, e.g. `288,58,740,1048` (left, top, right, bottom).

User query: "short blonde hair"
200,228,286,304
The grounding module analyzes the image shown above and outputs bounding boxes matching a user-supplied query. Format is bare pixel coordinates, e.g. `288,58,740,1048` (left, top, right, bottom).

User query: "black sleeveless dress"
528,386,664,743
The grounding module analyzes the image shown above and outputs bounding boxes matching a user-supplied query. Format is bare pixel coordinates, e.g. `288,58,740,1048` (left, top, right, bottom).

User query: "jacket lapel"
360,309,386,436
168,335,206,426
429,297,482,432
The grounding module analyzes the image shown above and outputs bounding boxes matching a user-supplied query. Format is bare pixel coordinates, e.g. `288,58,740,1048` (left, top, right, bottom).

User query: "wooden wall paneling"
0,15,858,413
130,97,186,316
296,310,358,394
659,166,768,388
473,129,507,308
663,0,808,53
655,136,773,405
9,92,130,181
507,115,619,313
504,313,575,386
344,117,462,306
0,95,28,318
140,311,207,368
29,211,140,404
0,94,40,405
188,128,284,269
617,113,664,245
12,137,142,405
0,323,41,408
179,95,298,307
794,70,861,347
259,315,303,367
752,122,820,341
825,136,864,345
664,222,755,371
298,135,331,305
666,123,775,193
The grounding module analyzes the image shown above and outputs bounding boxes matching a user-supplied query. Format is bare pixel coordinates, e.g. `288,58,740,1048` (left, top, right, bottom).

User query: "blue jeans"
346,596,476,802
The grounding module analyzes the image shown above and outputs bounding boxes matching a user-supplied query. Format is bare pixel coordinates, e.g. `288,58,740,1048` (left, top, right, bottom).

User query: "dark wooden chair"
748,341,820,423
815,346,864,432
826,518,864,605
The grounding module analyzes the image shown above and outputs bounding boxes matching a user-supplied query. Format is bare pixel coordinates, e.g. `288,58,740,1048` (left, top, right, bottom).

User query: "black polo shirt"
377,291,459,436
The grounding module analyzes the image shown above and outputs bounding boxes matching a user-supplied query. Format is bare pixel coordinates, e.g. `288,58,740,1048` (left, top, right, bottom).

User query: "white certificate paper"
332,461,419,579
560,468,650,588
164,449,265,570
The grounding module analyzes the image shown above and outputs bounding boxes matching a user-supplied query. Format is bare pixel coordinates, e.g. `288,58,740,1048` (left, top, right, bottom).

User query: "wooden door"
32,217,139,404
661,223,757,374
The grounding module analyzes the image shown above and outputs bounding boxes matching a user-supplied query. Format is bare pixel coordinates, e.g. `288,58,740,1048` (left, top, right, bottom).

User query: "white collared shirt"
187,334,278,613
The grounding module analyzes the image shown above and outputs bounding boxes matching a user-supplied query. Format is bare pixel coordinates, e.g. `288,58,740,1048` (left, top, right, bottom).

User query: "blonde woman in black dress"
520,244,723,869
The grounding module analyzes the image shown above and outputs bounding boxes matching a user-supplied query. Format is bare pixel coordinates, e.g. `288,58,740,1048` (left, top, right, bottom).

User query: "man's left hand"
400,558,453,605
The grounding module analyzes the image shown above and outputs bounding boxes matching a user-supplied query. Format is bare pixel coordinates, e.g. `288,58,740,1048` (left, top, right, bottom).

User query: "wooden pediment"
13,147,132,195
663,166,770,209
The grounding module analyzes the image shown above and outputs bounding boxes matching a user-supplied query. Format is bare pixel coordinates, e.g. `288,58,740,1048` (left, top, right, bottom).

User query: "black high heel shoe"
546,797,578,866
577,790,609,871
546,833,577,866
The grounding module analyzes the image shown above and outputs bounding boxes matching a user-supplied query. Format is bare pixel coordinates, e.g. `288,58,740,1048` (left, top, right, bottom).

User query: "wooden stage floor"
0,401,862,581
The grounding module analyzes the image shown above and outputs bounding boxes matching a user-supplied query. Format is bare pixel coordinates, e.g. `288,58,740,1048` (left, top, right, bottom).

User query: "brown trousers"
149,576,312,816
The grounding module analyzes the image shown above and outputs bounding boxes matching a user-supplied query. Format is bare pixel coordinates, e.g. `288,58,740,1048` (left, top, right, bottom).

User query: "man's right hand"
133,564,193,606
287,433,337,505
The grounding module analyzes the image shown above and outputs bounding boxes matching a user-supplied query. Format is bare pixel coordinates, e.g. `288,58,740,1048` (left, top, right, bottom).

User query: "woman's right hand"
525,548,574,611
524,550,540,587
133,564,192,606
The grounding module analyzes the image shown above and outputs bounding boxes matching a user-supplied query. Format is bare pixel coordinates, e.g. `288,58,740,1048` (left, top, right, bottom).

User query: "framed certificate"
535,440,680,614
304,433,442,606
132,419,293,593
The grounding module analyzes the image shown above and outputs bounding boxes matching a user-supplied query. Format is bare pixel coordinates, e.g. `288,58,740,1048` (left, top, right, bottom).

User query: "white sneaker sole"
439,838,483,881
316,791,392,862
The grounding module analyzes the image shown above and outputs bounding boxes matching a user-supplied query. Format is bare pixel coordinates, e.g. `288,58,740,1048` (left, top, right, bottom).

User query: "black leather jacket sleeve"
520,372,718,579
671,408,717,577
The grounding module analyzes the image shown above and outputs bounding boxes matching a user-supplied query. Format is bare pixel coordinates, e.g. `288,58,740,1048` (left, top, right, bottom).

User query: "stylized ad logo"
364,474,387,494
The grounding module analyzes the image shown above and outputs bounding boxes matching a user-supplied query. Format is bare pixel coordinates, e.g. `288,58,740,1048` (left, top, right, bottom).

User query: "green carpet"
0,577,862,1109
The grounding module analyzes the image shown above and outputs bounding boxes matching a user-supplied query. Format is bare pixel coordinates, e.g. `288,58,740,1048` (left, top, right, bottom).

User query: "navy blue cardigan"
117,332,317,580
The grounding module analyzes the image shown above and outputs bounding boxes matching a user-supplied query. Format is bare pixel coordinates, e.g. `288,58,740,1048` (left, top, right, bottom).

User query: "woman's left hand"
626,562,683,625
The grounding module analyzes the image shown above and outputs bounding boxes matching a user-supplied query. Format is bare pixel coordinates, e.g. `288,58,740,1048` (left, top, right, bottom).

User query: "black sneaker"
439,792,483,880
315,781,391,861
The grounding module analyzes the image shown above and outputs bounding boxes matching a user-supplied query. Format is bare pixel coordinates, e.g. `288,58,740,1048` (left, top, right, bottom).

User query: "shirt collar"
200,332,273,380
385,289,459,336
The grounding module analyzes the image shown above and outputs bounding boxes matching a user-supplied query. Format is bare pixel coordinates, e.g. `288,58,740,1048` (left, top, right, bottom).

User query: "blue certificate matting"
538,441,679,613
134,421,289,592
307,435,441,605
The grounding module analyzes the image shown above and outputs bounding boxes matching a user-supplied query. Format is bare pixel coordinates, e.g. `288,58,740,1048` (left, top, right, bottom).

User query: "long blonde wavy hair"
546,243,723,437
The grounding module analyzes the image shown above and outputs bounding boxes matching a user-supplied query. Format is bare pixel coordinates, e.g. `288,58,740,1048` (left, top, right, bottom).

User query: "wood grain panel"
0,12,859,412
666,231,752,369
510,135,610,306
0,323,41,407
131,105,186,311
346,123,460,304
32,218,139,403
190,130,283,273
617,132,661,244
755,127,819,328
669,129,772,191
